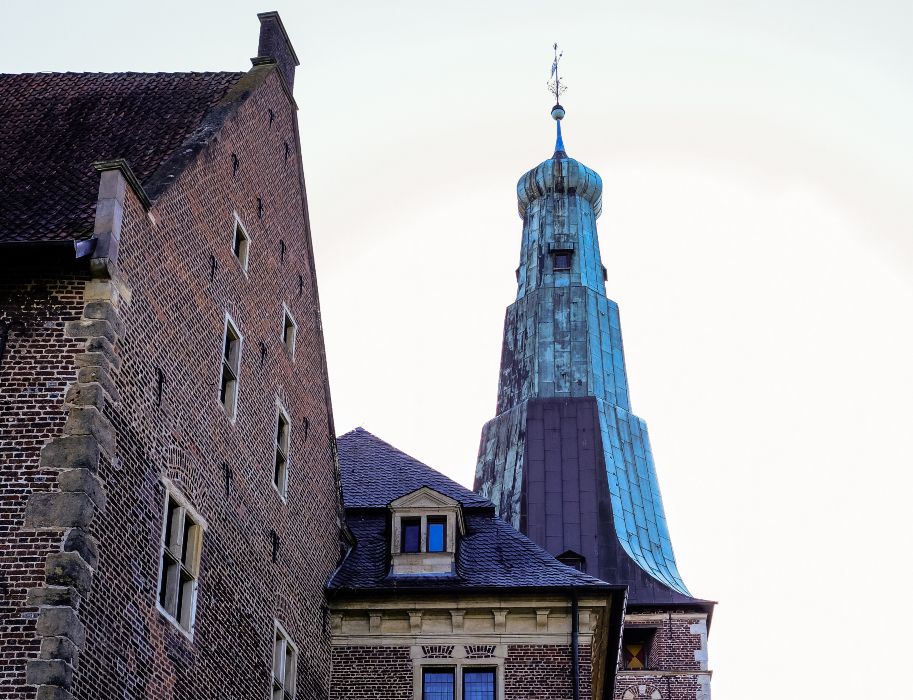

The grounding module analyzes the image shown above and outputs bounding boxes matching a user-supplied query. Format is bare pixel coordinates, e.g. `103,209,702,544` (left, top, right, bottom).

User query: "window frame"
462,667,496,700
401,517,421,553
232,212,251,273
155,480,207,639
281,304,298,359
552,249,572,271
413,661,503,700
219,313,243,422
422,666,455,700
273,402,291,499
426,516,447,553
272,620,298,700
621,626,657,671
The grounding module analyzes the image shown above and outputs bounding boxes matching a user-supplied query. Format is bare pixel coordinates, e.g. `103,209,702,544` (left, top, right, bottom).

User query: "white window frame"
232,212,251,274
155,479,207,639
281,304,297,359
273,401,291,500
219,313,243,423
272,620,298,700
414,661,503,700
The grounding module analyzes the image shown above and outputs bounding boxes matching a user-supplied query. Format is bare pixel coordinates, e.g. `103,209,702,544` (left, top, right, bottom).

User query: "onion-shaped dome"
516,155,603,219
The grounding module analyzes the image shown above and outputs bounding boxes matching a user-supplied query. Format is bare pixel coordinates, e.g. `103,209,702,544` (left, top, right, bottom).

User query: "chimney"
256,11,300,92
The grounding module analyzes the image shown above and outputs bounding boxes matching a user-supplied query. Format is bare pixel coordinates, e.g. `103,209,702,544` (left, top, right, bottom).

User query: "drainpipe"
572,591,580,700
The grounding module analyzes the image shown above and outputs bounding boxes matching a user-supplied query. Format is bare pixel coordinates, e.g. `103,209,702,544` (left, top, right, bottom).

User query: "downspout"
572,590,580,700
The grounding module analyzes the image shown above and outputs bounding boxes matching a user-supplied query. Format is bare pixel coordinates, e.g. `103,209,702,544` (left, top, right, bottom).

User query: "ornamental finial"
547,43,566,106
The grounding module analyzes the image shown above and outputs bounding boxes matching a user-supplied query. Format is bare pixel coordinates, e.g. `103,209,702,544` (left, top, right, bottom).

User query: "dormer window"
389,487,464,576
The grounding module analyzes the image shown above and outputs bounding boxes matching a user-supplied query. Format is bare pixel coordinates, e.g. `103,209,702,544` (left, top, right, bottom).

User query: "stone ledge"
63,319,115,342
26,659,73,687
63,529,99,570
39,637,79,666
64,383,106,411
45,552,93,595
59,470,106,510
26,587,82,609
64,407,114,455
82,301,124,336
36,685,73,700
35,608,85,647
39,436,100,472
75,366,120,405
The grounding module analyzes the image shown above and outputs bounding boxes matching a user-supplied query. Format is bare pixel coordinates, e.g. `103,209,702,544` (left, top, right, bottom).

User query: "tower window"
622,627,657,670
281,306,297,357
157,490,204,634
427,517,446,553
220,317,242,420
422,668,454,700
272,622,298,699
401,517,421,553
553,250,572,271
274,406,291,497
233,214,250,271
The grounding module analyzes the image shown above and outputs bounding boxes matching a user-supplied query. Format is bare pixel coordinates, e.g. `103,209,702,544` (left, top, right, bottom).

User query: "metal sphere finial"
551,104,565,121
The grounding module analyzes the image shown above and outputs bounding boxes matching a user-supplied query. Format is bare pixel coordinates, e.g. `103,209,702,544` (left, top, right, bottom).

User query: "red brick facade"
504,644,592,699
1,50,342,700
331,646,414,699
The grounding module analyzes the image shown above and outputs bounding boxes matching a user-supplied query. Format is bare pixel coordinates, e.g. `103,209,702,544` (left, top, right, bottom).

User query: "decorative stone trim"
464,645,496,659
22,275,123,700
421,645,454,658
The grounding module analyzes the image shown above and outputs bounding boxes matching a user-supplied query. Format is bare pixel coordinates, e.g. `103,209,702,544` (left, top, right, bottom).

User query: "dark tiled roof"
0,71,243,243
329,429,612,593
337,428,492,509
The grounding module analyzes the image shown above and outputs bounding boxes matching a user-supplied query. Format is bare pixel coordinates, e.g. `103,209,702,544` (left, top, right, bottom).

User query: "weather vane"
547,43,566,105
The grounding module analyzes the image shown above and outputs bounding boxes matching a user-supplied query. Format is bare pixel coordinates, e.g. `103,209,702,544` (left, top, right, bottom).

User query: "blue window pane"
423,670,454,700
464,670,495,700
402,519,420,553
428,520,446,552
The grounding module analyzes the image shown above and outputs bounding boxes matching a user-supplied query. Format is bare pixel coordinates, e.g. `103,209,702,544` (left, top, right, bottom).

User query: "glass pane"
402,519,421,553
463,670,495,700
427,520,445,552
422,670,454,700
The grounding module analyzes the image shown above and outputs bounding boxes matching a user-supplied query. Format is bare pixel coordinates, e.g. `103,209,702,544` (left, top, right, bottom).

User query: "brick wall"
67,67,341,699
330,646,413,699
0,271,89,698
504,644,591,700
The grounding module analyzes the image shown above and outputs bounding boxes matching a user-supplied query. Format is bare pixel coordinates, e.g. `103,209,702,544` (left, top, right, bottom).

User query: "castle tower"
474,97,713,699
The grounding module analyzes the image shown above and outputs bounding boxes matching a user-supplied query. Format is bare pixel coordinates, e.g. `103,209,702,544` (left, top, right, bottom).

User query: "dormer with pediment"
389,487,465,576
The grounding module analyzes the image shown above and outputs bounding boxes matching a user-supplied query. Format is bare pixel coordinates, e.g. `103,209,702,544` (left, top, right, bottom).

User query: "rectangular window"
553,251,571,271
158,492,203,633
233,215,250,271
274,407,290,497
622,627,656,670
220,317,242,419
427,517,446,553
422,668,454,700
272,623,298,700
401,517,421,553
281,306,297,357
463,669,495,700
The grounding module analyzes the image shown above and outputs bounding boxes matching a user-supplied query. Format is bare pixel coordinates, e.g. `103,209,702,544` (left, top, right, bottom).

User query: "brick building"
0,13,342,700
474,104,715,699
329,428,626,700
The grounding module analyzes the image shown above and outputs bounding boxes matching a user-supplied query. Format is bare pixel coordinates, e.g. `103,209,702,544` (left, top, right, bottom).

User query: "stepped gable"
330,428,613,592
0,71,243,243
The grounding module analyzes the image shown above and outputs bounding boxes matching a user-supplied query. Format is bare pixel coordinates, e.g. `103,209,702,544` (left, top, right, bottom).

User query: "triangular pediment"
390,486,459,510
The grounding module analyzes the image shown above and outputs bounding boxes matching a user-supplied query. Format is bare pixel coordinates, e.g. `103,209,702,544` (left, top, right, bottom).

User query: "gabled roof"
329,428,614,594
337,428,492,510
0,71,243,243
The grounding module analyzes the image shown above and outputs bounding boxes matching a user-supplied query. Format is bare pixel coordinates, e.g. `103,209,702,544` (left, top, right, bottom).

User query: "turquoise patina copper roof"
475,118,692,597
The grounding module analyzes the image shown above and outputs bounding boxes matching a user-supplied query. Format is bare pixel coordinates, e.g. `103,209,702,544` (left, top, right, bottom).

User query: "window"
423,668,454,700
157,491,203,633
622,627,656,670
427,517,446,553
463,669,495,700
233,214,250,271
274,407,290,497
272,623,298,699
553,250,571,271
401,517,421,553
220,317,242,419
281,306,297,356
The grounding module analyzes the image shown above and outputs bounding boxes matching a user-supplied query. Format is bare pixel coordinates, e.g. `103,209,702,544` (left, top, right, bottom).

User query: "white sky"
4,2,912,697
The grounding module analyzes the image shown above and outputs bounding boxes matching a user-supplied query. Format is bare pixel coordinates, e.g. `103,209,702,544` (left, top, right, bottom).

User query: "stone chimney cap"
257,11,300,65
256,11,299,91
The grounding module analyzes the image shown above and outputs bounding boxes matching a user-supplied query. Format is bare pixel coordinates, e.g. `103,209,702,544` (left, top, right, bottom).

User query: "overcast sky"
4,1,912,697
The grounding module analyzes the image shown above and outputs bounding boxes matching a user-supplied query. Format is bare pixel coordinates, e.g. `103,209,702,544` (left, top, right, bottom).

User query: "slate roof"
0,71,243,243
338,428,492,510
329,428,614,593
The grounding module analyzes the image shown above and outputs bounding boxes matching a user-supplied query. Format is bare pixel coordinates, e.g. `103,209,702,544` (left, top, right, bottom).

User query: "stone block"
26,659,73,687
40,436,100,472
45,552,93,595
36,685,74,700
76,366,120,405
83,279,114,303
35,607,85,646
84,335,117,358
59,470,106,510
40,636,80,666
83,301,124,335
27,586,82,609
64,407,115,455
63,529,100,569
63,319,115,342
64,383,105,411
74,351,120,372
24,492,96,529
